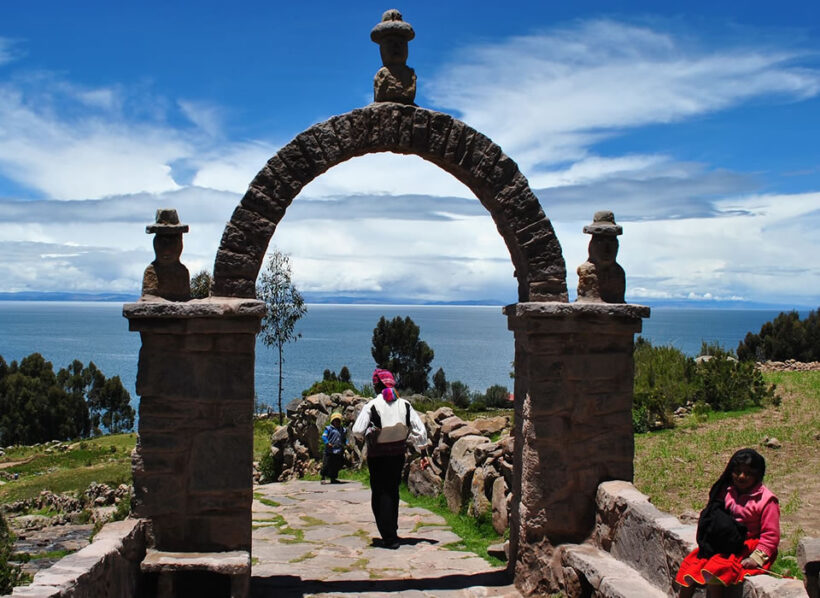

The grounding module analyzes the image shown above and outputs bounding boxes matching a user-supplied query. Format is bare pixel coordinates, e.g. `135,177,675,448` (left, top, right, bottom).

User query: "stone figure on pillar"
141,209,191,302
576,210,625,303
371,9,416,104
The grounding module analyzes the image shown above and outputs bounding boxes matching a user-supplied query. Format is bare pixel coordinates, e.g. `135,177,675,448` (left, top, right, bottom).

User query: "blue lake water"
0,302,809,415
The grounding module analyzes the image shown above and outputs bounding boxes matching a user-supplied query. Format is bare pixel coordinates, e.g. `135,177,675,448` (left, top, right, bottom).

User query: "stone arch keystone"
212,102,568,303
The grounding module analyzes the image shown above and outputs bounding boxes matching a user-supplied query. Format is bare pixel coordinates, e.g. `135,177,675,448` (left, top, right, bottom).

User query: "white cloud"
0,37,22,66
0,20,818,306
428,19,820,174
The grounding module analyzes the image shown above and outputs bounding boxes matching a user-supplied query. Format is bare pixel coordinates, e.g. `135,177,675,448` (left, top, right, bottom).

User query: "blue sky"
1,1,819,306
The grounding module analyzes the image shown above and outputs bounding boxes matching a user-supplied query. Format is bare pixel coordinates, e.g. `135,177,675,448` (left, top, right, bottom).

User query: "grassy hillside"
635,370,820,560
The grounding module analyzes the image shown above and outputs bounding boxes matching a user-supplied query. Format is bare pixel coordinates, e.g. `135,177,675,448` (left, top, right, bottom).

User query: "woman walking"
352,368,428,549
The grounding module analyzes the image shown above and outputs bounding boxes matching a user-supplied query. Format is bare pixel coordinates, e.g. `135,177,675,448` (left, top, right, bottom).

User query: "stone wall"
10,519,147,598
123,299,264,554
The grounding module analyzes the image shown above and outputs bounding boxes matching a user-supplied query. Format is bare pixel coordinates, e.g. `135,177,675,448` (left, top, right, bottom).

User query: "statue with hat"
141,209,191,302
576,210,626,303
371,9,416,104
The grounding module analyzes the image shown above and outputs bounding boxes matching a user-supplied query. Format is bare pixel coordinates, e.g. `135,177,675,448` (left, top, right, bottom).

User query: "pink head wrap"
372,368,398,402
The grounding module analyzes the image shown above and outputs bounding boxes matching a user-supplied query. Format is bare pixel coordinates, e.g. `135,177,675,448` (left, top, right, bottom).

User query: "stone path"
251,480,521,598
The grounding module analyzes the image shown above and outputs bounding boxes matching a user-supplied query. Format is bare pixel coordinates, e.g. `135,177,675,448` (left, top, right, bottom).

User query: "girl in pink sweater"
676,448,780,597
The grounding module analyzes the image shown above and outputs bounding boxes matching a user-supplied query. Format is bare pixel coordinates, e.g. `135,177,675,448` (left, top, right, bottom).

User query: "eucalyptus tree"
257,250,307,424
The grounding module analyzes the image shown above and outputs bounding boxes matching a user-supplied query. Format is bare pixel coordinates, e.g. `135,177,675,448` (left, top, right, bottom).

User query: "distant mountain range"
0,291,813,311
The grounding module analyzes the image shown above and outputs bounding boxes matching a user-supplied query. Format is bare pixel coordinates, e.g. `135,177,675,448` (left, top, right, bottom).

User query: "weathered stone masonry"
124,299,265,554
211,102,568,305
505,302,649,595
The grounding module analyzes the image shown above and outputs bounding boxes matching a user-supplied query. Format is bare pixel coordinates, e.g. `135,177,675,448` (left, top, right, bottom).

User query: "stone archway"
124,15,649,596
211,102,568,305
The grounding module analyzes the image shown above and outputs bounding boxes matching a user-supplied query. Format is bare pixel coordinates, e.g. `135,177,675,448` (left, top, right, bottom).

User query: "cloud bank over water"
0,18,818,306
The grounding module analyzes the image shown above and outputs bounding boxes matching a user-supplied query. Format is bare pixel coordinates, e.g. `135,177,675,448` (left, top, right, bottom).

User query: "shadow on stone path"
251,479,521,598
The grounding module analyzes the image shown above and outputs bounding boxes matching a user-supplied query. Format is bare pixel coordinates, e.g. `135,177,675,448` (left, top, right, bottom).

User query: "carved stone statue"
141,209,191,302
371,9,416,104
576,210,625,303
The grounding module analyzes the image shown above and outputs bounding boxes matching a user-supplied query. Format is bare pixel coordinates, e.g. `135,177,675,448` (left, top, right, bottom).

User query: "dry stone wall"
263,391,514,534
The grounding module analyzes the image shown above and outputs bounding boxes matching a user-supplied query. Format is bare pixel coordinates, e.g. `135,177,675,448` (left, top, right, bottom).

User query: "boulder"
472,416,509,437
449,425,482,443
492,476,509,534
469,465,495,517
444,435,490,513
440,416,467,436
407,459,443,497
430,406,455,422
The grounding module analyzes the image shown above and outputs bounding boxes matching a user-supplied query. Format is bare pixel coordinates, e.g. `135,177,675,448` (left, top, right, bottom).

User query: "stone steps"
563,543,667,598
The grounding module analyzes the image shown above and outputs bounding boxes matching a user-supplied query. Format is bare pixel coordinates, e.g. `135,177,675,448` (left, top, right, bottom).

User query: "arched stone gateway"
123,10,650,597
211,102,568,304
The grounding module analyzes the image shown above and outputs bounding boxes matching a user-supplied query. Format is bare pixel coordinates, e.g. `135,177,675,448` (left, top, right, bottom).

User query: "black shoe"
330,479,342,484
382,537,400,549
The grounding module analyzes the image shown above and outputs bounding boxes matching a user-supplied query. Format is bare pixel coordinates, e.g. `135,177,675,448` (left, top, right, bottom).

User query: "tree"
190,269,212,299
482,384,510,408
258,250,307,424
737,308,820,362
339,366,351,383
432,367,448,397
0,354,134,445
371,316,434,392
450,380,470,409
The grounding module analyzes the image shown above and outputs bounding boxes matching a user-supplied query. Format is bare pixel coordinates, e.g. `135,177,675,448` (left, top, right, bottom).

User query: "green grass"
0,434,135,504
635,370,819,580
398,485,504,566
253,419,280,461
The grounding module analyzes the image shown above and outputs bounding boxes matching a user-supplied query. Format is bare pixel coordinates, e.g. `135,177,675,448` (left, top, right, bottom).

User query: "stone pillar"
123,299,265,553
504,302,650,596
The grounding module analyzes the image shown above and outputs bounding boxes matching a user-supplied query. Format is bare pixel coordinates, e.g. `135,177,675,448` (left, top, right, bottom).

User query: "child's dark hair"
708,448,766,502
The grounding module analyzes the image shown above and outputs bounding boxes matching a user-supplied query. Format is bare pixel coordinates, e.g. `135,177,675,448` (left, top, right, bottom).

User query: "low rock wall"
10,519,147,598
265,391,514,534
589,481,809,598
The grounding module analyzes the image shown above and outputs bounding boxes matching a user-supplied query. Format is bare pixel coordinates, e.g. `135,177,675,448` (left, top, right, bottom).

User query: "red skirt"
676,539,773,587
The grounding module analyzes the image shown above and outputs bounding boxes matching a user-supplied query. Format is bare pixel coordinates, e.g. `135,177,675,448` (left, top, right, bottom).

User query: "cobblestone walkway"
251,480,521,598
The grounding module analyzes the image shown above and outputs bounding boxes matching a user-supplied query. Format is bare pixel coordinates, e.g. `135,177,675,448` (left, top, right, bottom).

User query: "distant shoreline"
0,292,814,311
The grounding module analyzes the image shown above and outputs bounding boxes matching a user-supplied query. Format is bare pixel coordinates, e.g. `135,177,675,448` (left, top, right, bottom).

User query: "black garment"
321,451,344,481
696,498,748,558
367,454,405,542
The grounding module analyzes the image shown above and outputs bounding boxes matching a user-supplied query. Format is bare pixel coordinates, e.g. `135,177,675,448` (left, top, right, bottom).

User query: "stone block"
309,121,344,165
265,154,306,198
410,107,429,151
427,111,453,157
798,537,820,598
295,129,329,177
562,544,667,598
237,187,286,228
250,163,300,202
209,273,255,298
190,431,252,492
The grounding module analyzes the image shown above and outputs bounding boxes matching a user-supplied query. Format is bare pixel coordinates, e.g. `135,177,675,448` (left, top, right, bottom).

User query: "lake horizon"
0,301,812,419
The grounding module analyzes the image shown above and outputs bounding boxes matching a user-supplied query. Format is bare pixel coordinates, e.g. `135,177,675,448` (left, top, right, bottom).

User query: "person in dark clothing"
320,412,346,484
352,368,428,549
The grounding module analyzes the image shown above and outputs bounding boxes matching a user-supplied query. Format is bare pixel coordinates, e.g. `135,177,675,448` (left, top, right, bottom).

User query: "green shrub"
259,450,281,483
694,343,776,411
1,511,25,594
633,337,696,430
